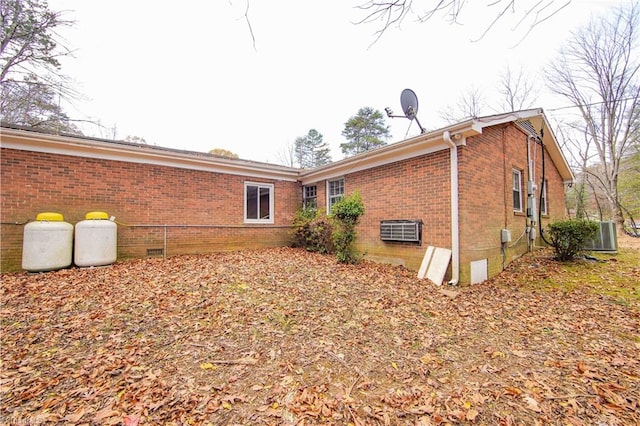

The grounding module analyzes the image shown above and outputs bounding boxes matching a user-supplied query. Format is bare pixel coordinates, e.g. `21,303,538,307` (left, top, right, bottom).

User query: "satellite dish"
385,88,427,134
400,88,419,120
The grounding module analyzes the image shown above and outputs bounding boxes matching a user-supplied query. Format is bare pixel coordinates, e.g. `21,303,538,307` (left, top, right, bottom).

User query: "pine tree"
340,107,390,157
294,129,332,168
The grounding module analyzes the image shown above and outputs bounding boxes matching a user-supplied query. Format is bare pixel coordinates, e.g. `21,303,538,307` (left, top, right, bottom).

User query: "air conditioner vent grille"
380,220,422,243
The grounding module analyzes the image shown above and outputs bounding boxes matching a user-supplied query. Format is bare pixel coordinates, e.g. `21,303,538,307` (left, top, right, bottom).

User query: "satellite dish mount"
385,88,426,134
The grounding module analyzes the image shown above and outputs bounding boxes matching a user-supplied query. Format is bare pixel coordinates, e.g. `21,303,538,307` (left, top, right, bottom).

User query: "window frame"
540,179,548,216
244,182,274,224
327,178,345,213
303,185,317,210
512,169,523,213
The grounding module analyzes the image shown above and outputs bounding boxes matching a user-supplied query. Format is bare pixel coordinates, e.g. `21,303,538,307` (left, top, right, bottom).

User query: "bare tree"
438,85,488,124
234,0,256,51
618,146,640,233
498,65,538,112
355,0,571,45
555,122,594,219
438,65,539,124
1,0,73,84
546,2,640,227
1,0,79,131
0,73,80,133
273,140,298,167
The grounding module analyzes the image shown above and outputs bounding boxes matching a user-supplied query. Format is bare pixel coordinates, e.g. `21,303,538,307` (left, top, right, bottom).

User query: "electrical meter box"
501,229,512,243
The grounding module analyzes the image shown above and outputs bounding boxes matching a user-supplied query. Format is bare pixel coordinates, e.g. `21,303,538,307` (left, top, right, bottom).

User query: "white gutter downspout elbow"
443,131,460,285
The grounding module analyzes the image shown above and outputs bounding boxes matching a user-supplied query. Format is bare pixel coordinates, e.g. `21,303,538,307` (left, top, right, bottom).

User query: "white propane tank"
22,212,74,272
74,211,117,267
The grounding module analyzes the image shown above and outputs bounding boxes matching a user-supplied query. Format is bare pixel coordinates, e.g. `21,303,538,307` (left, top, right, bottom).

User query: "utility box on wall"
501,229,512,244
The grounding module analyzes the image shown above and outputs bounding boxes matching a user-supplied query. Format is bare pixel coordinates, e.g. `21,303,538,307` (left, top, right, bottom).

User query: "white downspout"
443,131,460,285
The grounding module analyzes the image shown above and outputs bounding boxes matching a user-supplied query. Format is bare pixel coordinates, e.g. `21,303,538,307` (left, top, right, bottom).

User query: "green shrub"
291,207,334,254
331,191,365,226
291,191,366,263
331,191,365,264
546,219,599,261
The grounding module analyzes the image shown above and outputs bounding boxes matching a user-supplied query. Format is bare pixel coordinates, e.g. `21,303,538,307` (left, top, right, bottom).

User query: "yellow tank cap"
85,211,109,220
36,212,64,221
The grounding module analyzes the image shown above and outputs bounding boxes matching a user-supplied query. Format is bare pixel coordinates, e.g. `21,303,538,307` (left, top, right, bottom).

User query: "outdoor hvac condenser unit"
583,220,617,252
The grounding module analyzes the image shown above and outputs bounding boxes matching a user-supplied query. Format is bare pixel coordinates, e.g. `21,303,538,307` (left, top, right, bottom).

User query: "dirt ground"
619,233,640,249
1,246,638,425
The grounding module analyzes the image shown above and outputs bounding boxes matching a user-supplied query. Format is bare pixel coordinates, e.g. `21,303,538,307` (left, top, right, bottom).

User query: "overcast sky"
52,0,621,163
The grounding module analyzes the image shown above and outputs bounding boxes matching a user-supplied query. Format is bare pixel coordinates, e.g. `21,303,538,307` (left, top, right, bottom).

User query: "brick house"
0,109,573,283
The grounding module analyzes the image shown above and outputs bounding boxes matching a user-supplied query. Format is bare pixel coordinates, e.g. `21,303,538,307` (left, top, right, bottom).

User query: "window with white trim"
244,182,274,223
512,170,523,212
303,185,317,209
327,178,344,213
540,179,548,215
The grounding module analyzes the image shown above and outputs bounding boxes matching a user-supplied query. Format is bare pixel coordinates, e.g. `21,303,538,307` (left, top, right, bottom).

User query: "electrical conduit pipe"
443,131,460,285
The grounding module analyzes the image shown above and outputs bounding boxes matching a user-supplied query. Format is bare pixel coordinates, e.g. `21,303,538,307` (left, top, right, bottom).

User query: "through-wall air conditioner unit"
380,220,422,244
583,220,617,252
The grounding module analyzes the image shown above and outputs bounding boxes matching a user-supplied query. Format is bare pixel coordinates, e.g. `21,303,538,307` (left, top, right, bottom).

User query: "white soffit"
300,122,480,185
0,128,300,182
474,109,574,183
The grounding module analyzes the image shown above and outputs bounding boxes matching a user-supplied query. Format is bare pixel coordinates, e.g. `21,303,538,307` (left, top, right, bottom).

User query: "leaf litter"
1,247,638,425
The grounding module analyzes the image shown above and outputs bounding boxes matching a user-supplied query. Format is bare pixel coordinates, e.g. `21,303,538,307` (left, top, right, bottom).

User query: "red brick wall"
458,124,567,282
307,150,452,272
305,124,567,283
2,123,569,281
1,148,301,271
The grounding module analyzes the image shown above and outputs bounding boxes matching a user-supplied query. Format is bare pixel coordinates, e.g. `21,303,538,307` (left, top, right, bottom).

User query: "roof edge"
300,122,482,183
0,126,301,181
481,108,574,182
1,108,575,184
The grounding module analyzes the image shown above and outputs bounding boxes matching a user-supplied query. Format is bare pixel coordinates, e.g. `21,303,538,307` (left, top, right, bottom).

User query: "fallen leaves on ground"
1,247,638,425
